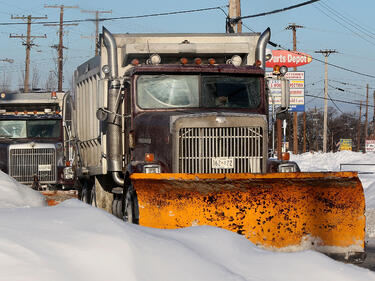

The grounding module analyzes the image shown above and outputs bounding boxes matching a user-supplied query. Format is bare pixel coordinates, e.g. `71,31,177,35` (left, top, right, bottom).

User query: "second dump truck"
73,27,365,262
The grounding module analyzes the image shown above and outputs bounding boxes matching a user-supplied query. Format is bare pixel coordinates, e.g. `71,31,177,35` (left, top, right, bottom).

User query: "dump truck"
73,27,366,262
0,91,75,191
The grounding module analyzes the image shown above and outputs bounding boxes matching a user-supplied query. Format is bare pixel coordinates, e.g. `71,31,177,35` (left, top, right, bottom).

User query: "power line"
0,5,228,26
306,94,372,107
314,4,375,47
230,0,319,22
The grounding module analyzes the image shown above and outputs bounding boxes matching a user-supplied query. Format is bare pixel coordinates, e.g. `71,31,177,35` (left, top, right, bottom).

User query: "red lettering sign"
266,50,312,68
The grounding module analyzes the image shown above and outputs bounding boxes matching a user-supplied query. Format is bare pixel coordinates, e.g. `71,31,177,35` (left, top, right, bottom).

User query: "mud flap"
130,172,365,257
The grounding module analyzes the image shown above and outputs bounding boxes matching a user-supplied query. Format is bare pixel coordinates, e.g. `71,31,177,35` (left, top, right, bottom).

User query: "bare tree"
18,65,25,92
0,72,12,92
45,70,57,91
31,66,41,90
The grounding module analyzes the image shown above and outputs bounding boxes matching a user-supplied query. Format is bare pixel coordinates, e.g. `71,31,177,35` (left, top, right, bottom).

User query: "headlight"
278,163,298,173
143,164,161,174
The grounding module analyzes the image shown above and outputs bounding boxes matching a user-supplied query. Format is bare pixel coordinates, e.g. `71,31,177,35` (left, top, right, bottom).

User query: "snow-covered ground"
1,152,375,281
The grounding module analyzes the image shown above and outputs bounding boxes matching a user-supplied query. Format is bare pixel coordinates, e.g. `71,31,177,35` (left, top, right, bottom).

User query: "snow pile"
0,170,46,208
1,200,374,281
1,152,375,280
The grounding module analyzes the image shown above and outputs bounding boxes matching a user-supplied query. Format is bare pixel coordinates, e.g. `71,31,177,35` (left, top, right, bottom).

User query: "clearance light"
55,110,60,114
33,110,38,115
208,58,216,65
280,66,288,76
51,91,57,99
148,54,161,65
145,153,155,163
131,58,140,66
273,65,281,75
194,58,202,65
255,60,262,67
15,111,18,115
66,160,71,167
180,57,188,65
231,55,242,66
24,110,28,115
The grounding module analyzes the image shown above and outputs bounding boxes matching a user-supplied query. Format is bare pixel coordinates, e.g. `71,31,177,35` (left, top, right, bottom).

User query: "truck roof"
111,33,261,67
0,92,66,104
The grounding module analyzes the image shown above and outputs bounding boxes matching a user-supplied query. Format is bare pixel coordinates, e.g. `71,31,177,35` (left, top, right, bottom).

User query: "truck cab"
0,92,75,189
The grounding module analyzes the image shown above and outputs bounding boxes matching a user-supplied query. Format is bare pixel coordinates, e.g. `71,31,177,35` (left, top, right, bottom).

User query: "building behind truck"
0,91,75,189
73,27,366,262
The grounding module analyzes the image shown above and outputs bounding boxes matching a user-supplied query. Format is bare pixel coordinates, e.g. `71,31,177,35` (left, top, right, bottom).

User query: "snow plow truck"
73,27,366,262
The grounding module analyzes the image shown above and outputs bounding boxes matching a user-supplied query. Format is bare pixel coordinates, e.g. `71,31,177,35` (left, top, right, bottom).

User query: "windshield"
137,74,261,109
0,120,61,138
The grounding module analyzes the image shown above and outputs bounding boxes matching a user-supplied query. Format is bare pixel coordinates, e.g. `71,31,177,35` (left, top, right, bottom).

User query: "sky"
2,151,375,280
0,0,373,115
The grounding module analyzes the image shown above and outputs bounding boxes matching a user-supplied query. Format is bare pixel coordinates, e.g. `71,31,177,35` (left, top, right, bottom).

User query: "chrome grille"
9,148,56,183
178,127,263,173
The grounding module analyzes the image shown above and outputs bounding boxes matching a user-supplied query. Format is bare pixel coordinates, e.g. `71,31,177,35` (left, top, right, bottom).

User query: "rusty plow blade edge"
130,172,365,256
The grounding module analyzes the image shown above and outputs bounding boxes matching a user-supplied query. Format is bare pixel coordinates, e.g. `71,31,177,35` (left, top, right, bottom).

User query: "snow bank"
1,200,374,281
0,170,46,208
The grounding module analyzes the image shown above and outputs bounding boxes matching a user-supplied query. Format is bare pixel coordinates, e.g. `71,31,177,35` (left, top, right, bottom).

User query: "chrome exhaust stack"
102,27,124,186
255,28,271,69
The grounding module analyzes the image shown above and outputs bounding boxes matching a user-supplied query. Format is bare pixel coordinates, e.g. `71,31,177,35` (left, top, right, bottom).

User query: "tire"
112,199,118,216
90,186,97,207
116,199,123,219
123,184,139,224
81,181,92,204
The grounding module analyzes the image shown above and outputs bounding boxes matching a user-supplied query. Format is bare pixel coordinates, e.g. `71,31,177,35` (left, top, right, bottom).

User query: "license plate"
212,157,234,169
38,164,51,172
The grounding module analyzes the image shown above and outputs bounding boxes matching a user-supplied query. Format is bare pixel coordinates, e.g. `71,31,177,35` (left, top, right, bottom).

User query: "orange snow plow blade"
130,172,365,258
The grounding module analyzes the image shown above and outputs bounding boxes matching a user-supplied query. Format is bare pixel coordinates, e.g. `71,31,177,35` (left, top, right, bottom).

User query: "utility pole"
373,90,375,138
10,15,47,93
227,0,242,33
81,9,112,56
315,49,337,152
44,5,79,92
286,23,303,155
365,84,369,141
357,101,363,152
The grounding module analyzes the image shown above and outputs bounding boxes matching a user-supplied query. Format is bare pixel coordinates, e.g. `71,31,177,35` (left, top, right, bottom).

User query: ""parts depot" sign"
266,50,312,68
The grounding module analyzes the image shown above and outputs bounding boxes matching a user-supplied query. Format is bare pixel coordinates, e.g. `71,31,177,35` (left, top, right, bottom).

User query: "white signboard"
266,71,305,112
366,140,375,152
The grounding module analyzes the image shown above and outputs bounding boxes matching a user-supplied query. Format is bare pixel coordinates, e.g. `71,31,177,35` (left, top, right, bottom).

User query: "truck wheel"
90,187,97,207
123,185,139,224
112,199,118,216
116,199,123,219
81,182,92,204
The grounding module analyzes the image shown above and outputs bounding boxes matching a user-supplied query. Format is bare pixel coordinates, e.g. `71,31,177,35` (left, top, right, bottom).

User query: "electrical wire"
231,0,320,22
0,5,228,25
305,93,374,107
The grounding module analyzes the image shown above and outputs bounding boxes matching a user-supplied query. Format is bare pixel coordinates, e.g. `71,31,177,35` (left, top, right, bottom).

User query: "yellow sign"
339,139,352,151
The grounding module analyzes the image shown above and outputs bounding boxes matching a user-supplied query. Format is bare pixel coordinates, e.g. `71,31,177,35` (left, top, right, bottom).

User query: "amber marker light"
194,58,202,65
131,59,140,66
208,58,216,65
145,153,155,162
255,60,262,67
180,57,188,65
273,65,281,75
51,91,57,99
